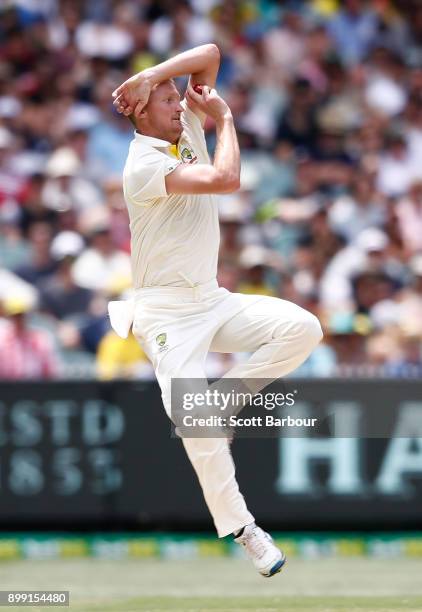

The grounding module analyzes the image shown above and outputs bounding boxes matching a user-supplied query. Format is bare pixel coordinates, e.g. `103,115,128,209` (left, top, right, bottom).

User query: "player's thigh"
137,338,208,419
156,352,208,420
210,294,316,354
133,308,211,418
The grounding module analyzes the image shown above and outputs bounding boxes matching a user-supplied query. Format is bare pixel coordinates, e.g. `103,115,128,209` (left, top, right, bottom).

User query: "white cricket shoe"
234,523,286,577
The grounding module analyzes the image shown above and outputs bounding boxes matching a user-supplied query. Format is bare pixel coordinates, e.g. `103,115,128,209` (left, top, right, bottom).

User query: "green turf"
68,596,422,612
0,557,421,611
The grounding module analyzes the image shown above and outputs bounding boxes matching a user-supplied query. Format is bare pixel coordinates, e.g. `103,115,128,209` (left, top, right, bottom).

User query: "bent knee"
272,310,323,348
301,313,323,346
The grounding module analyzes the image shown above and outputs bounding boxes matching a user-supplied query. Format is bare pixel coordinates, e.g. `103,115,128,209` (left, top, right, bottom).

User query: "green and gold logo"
181,147,193,160
156,333,167,347
180,146,197,164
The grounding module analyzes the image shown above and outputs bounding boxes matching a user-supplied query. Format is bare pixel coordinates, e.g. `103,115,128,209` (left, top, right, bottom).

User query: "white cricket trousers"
132,279,322,537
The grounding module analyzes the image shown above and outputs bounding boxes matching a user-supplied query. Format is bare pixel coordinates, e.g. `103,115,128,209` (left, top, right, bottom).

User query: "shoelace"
242,528,269,560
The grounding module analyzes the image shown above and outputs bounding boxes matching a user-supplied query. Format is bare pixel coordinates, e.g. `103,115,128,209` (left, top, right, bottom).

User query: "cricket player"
111,44,323,577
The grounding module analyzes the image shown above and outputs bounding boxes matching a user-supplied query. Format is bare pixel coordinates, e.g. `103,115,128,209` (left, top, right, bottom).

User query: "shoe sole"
262,554,287,578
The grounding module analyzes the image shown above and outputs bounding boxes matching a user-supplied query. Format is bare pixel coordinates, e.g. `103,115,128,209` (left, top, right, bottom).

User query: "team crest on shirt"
156,333,168,351
180,145,197,164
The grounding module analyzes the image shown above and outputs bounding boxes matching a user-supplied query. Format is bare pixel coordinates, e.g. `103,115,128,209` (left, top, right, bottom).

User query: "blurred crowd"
1,0,422,380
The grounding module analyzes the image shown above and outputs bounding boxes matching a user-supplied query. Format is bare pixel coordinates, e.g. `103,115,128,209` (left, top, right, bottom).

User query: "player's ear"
136,107,148,120
129,109,147,126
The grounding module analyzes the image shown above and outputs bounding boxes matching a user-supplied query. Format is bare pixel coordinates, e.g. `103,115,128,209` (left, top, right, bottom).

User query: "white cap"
51,231,85,260
370,299,401,328
77,206,111,235
365,76,407,117
355,228,389,252
65,103,100,131
238,245,283,269
46,148,80,177
0,269,38,309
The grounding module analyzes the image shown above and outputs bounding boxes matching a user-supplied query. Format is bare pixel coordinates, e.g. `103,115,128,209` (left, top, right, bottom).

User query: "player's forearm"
142,44,219,85
212,113,241,191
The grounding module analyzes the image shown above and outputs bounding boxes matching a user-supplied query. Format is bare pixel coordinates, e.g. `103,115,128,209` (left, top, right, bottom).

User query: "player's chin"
169,123,182,143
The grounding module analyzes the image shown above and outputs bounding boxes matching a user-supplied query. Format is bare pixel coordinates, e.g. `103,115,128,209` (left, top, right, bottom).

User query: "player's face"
142,81,184,144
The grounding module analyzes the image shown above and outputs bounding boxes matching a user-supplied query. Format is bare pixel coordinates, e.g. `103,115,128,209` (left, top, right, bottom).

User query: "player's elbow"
205,43,220,63
210,168,240,193
222,175,241,193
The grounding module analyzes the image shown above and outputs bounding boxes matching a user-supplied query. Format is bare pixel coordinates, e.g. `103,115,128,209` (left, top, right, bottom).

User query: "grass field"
0,557,421,612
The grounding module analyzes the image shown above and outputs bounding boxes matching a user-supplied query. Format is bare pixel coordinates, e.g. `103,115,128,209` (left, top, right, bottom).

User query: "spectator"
13,221,57,285
18,172,57,235
327,0,379,65
376,132,418,197
40,230,93,320
319,227,391,310
72,213,131,291
96,330,152,380
237,246,280,297
43,146,103,212
0,294,59,380
328,173,385,241
395,181,422,254
365,48,407,117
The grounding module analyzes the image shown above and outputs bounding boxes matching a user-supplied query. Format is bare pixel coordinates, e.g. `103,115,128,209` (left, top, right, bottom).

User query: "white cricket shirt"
123,100,220,288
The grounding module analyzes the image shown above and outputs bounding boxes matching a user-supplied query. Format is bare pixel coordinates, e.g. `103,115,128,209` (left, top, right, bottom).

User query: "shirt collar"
134,131,171,149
